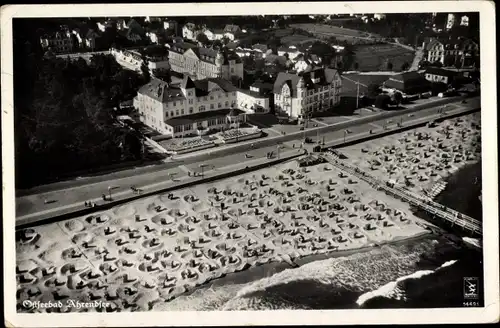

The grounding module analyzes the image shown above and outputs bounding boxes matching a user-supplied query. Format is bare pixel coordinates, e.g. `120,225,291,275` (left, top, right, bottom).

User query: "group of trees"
14,20,147,188
373,91,403,109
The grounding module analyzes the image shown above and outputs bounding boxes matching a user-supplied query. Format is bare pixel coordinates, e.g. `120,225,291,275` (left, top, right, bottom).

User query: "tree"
309,41,335,64
152,68,172,83
141,60,151,83
430,81,447,96
391,91,403,106
431,61,443,68
400,62,410,71
212,39,223,50
418,60,431,69
374,94,391,109
443,55,455,67
386,61,393,70
196,32,209,45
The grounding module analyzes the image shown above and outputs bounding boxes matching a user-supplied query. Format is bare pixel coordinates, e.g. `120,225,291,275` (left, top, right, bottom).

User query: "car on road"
408,113,414,118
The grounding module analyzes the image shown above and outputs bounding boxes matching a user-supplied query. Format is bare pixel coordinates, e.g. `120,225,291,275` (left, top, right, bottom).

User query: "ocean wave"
356,259,458,307
156,238,465,310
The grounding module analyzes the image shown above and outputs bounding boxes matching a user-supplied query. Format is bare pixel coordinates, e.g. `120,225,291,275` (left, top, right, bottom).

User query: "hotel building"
40,31,74,54
426,37,479,67
110,48,170,72
273,68,342,121
134,76,270,138
168,42,244,81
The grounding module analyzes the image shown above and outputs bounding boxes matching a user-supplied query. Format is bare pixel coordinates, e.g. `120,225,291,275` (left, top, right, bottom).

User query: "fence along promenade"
321,151,482,236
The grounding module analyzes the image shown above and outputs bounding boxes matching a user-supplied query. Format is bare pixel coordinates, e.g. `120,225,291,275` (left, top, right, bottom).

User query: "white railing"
322,151,482,235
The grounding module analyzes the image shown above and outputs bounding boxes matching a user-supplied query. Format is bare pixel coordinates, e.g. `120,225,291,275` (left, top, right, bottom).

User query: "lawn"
290,23,381,38
352,44,415,72
280,34,318,46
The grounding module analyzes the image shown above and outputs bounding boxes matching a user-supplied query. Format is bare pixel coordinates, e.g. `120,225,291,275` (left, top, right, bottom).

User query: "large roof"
178,75,238,97
383,72,431,94
424,67,457,78
273,68,340,96
137,79,185,102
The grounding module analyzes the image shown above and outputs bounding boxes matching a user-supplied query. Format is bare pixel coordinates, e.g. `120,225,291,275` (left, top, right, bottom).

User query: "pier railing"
322,151,482,236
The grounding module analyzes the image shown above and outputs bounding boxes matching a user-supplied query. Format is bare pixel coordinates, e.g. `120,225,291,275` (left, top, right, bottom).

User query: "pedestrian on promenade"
84,201,88,207
188,171,191,177
102,194,106,201
293,143,295,148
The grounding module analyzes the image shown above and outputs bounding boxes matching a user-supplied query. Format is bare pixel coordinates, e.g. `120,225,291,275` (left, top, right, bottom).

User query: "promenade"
16,148,304,227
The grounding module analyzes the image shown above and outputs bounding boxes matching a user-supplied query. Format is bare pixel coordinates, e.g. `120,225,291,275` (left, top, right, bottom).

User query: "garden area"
350,44,414,72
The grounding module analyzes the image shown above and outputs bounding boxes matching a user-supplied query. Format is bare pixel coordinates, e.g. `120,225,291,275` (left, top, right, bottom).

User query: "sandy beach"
341,113,481,197
15,113,481,312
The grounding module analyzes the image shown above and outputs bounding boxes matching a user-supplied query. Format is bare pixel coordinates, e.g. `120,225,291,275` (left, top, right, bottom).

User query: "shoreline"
172,230,434,301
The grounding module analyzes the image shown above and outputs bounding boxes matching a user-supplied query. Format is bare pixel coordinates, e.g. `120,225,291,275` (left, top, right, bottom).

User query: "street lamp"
199,164,207,177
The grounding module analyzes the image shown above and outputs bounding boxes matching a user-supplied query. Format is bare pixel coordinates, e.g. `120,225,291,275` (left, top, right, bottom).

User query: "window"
189,99,193,104
217,117,226,124
181,109,185,115
173,101,176,106
189,107,194,114
225,101,229,107
165,112,169,117
171,111,175,117
208,119,217,127
199,105,206,112
231,68,235,73
232,92,236,96
174,126,182,133
210,104,214,109
210,95,214,100
176,110,179,116
188,91,192,96
184,124,191,131
203,96,207,101
218,103,222,108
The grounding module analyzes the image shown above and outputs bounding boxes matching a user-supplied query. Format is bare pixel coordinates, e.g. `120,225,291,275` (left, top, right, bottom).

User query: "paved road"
410,47,425,71
16,143,293,218
15,96,479,200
